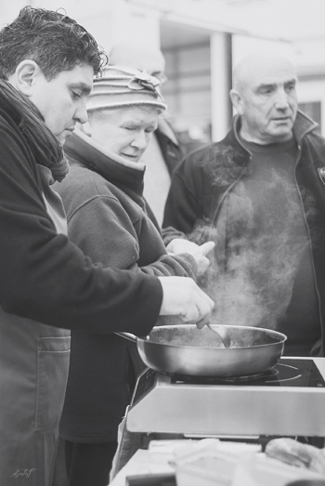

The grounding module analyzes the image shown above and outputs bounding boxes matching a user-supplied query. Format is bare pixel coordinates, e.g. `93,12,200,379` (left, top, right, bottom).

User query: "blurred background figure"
109,41,185,225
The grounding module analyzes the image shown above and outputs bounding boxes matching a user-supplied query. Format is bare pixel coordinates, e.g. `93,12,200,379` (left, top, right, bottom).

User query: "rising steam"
191,169,314,329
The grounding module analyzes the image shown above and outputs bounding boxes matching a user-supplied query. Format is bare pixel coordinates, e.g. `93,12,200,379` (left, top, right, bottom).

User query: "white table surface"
109,449,174,486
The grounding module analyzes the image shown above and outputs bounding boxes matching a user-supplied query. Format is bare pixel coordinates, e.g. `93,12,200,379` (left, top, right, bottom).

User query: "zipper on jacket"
212,120,252,224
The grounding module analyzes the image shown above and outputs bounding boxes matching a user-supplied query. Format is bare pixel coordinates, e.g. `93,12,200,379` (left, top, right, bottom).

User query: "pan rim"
143,324,287,350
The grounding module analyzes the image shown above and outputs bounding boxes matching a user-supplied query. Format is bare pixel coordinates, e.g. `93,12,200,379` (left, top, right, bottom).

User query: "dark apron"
0,165,70,485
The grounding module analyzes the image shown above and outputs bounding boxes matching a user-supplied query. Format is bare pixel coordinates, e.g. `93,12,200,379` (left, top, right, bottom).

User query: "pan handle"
115,332,139,342
115,316,185,341
114,332,149,343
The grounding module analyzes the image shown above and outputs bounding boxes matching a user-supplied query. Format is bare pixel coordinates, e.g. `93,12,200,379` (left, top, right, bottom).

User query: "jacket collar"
64,128,145,200
229,111,319,153
293,110,319,145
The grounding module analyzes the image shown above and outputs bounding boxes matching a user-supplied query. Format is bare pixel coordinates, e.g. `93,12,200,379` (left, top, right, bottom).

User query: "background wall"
1,0,324,142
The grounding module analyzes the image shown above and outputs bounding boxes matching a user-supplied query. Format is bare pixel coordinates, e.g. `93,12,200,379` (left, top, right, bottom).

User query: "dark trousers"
64,440,118,486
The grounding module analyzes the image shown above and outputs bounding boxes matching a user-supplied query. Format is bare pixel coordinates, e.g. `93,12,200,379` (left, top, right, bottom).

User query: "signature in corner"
11,468,37,479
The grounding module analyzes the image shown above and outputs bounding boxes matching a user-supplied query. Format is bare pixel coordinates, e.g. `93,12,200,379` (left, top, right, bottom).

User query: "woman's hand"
166,238,215,276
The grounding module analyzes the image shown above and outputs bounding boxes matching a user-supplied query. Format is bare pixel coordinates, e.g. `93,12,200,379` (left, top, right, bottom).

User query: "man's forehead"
251,63,297,84
234,54,297,90
253,72,297,89
59,65,94,92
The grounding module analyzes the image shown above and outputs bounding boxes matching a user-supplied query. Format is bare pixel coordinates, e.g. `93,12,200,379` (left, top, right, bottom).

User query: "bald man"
230,55,298,144
163,54,325,357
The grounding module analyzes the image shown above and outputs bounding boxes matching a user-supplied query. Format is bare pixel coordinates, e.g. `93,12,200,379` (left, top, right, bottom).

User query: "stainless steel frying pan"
117,324,287,377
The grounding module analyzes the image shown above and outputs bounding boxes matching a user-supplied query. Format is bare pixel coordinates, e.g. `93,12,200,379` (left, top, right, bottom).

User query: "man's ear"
11,60,41,97
229,89,243,115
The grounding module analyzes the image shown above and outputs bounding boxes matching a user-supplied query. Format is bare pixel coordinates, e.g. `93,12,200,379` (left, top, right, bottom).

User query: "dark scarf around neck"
0,79,69,182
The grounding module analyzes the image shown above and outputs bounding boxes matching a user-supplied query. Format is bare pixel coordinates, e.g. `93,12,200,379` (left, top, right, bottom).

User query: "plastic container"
175,449,250,486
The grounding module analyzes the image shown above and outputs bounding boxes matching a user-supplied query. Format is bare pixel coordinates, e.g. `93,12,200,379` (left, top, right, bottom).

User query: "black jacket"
0,103,162,333
163,112,325,356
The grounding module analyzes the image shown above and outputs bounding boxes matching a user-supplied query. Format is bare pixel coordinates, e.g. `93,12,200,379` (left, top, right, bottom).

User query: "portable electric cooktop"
126,358,325,437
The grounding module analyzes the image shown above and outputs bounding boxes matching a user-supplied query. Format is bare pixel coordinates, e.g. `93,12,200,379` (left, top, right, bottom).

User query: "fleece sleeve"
0,120,162,335
63,190,197,280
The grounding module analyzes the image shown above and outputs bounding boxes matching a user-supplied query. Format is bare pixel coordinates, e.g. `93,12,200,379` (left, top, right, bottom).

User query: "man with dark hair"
0,7,105,81
0,7,213,485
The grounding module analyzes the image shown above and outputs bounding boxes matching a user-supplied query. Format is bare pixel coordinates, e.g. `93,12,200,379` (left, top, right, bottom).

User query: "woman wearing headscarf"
55,66,214,486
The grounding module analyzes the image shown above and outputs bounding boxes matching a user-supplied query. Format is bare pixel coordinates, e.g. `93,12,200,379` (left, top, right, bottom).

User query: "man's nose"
74,100,88,124
274,88,290,110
